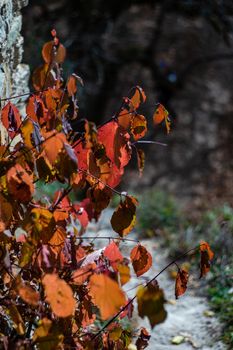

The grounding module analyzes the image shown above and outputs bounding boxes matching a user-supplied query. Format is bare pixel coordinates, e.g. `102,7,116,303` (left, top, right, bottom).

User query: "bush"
0,30,214,349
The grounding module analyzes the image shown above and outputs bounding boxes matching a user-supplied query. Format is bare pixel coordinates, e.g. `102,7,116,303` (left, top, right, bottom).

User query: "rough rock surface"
0,0,29,106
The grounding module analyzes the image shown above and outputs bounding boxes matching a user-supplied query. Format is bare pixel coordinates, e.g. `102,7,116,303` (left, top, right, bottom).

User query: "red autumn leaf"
89,273,126,320
111,196,138,236
1,102,21,138
98,120,132,171
199,241,214,278
74,140,89,171
73,203,89,228
175,268,189,299
42,274,76,318
26,95,48,125
130,244,152,277
42,41,66,64
153,103,171,134
6,164,34,203
104,241,123,271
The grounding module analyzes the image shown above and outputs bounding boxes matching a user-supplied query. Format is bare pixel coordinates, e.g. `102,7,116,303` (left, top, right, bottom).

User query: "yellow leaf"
111,196,138,236
137,283,167,328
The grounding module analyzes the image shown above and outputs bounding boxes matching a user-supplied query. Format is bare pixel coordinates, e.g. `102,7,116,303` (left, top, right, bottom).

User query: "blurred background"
21,1,233,346
22,0,233,207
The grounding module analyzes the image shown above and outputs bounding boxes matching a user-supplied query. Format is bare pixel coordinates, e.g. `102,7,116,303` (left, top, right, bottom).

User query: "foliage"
0,30,214,349
136,189,180,237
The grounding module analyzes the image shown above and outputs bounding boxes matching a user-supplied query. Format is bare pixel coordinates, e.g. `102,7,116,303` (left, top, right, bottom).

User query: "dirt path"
132,241,226,350
86,210,226,350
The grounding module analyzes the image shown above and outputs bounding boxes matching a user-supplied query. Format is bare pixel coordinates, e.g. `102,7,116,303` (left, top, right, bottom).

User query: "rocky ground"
86,209,226,350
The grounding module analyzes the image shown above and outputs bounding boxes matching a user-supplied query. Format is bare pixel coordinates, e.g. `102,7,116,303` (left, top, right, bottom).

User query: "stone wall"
0,0,29,105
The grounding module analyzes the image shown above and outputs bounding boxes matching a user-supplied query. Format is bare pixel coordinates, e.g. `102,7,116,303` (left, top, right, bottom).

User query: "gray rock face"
0,0,29,105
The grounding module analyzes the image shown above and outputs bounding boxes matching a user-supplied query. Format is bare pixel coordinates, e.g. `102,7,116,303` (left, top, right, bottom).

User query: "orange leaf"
18,284,40,306
42,41,66,64
42,274,76,318
111,196,138,236
41,132,66,165
6,164,34,203
89,274,126,320
130,244,152,277
199,241,214,278
48,226,66,254
130,86,146,110
104,241,123,271
67,74,83,97
175,268,189,299
32,64,56,91
153,103,171,134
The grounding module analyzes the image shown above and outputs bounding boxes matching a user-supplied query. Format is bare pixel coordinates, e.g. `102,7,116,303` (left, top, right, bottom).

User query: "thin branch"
76,236,140,243
0,89,48,103
132,140,167,146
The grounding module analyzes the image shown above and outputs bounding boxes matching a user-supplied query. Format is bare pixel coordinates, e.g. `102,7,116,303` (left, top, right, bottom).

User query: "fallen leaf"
171,335,185,345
